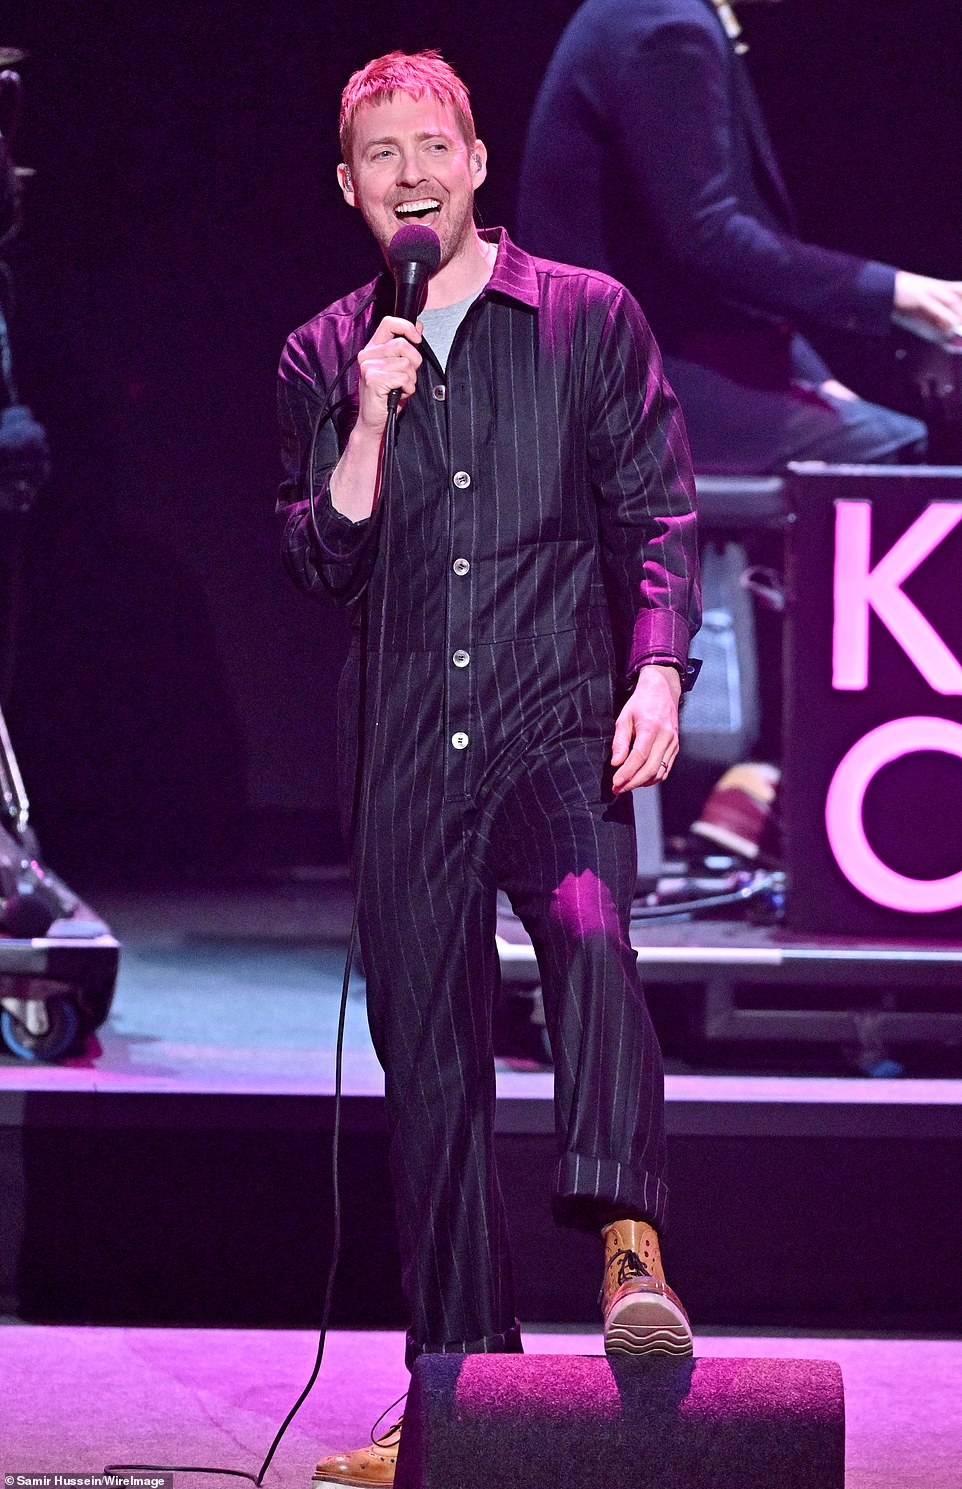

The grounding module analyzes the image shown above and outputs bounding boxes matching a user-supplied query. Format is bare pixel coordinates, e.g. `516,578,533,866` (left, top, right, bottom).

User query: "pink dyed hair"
339,50,476,165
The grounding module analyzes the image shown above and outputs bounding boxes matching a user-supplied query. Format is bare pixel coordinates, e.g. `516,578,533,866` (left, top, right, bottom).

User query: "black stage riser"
2,1116,960,1332
396,1354,845,1489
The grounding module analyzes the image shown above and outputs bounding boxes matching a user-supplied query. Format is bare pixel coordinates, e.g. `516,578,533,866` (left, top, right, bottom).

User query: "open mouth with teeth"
394,198,442,222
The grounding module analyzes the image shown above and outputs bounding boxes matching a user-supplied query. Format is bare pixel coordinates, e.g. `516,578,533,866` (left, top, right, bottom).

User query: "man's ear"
470,140,488,189
337,161,356,207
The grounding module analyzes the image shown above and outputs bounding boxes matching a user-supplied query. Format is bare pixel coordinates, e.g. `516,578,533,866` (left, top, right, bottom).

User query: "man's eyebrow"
363,130,457,148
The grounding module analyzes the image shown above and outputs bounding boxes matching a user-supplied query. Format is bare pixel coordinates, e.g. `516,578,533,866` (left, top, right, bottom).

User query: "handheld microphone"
388,222,441,322
387,224,441,413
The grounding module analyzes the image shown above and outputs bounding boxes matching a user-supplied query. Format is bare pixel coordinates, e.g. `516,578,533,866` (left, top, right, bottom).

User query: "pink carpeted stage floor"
2,1326,962,1489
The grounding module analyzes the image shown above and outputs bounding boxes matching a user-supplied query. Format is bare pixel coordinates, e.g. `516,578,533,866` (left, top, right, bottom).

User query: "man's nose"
397,150,427,185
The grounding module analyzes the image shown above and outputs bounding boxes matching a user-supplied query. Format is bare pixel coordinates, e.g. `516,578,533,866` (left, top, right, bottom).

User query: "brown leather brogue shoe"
311,1416,401,1488
601,1218,693,1357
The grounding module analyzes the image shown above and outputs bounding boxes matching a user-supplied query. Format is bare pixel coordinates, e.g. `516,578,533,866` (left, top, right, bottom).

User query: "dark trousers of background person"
667,357,928,477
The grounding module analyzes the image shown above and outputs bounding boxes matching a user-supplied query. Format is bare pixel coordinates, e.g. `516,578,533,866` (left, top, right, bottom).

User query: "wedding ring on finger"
658,758,669,774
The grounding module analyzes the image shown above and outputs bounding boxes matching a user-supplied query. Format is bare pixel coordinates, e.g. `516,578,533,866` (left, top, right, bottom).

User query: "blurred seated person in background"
517,0,962,475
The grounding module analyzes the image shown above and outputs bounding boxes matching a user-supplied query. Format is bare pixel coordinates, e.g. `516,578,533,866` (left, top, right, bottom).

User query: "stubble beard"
362,190,478,275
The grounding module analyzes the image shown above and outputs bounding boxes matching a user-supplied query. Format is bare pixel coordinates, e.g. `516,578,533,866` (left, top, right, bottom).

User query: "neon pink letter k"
833,500,962,694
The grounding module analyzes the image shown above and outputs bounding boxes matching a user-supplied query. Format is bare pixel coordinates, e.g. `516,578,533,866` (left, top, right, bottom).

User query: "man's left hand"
611,664,682,793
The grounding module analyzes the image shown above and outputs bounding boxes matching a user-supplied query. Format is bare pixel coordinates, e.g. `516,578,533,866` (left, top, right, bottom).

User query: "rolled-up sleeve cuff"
314,505,373,563
284,494,372,563
629,611,694,671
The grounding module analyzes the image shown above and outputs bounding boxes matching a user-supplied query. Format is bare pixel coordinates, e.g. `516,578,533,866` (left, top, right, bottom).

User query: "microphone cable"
254,374,404,1484
106,359,402,1486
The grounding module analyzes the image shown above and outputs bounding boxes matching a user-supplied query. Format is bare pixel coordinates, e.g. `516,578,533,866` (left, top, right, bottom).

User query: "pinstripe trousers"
342,631,669,1371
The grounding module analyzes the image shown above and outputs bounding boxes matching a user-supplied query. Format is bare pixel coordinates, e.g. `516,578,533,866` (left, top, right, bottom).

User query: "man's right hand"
355,315,424,435
894,272,962,342
330,316,423,523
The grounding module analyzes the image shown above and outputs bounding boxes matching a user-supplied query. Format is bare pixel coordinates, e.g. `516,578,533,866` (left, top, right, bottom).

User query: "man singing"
277,51,701,1488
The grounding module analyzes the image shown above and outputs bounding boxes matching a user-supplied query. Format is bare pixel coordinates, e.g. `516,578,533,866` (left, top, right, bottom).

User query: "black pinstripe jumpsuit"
278,230,700,1368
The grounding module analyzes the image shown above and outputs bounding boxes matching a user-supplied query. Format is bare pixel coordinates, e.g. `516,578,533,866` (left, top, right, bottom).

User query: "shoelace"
610,1247,653,1285
369,1386,406,1449
599,1247,653,1305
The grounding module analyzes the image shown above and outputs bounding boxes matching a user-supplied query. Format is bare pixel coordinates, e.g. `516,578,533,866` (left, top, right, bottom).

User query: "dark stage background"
2,0,960,882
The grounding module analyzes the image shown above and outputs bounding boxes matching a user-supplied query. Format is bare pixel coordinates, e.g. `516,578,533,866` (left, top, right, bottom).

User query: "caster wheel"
0,884,61,938
1,997,81,1061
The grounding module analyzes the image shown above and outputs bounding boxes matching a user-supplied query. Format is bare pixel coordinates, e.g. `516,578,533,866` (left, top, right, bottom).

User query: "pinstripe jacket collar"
353,228,541,321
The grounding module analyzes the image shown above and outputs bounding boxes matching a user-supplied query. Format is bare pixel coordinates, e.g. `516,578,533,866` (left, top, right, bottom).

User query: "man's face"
338,92,486,269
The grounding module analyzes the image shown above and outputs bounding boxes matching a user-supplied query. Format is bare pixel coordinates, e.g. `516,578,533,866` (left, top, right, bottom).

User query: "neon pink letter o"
825,716,962,912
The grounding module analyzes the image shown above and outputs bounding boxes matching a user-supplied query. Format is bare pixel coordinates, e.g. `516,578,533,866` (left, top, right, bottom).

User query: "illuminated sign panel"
783,467,962,937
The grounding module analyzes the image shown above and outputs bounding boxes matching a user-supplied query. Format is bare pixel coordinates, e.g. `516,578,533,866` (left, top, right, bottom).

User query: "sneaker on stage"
690,761,781,862
312,1415,402,1488
601,1218,693,1358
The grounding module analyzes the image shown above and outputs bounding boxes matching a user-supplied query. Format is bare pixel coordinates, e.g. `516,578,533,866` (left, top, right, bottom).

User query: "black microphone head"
388,224,442,274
